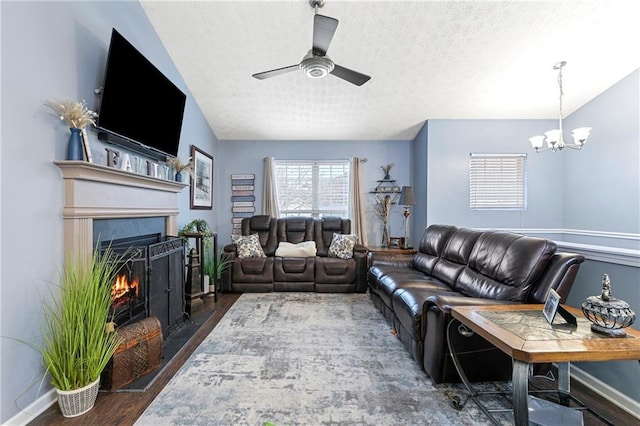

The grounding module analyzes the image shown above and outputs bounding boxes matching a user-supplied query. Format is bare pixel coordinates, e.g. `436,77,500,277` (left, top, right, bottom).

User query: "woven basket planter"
56,377,100,418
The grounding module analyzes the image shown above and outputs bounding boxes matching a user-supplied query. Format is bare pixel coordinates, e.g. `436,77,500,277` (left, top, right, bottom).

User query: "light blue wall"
424,119,563,230
411,122,428,245
0,2,217,422
217,140,412,246
563,69,640,240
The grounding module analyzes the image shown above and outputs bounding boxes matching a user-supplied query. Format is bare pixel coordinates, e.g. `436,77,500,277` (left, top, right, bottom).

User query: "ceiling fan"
252,0,371,86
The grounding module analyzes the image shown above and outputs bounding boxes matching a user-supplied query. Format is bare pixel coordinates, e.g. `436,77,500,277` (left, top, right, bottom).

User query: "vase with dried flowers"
374,195,393,246
167,156,193,182
45,99,97,161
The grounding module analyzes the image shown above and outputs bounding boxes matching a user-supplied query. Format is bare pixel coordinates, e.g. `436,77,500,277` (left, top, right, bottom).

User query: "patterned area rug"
136,293,512,425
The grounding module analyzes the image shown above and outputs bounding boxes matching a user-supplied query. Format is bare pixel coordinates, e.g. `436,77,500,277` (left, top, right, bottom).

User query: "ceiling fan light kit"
252,0,371,86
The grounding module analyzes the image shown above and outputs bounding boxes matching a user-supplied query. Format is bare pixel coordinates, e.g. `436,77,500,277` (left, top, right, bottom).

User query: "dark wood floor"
30,292,636,425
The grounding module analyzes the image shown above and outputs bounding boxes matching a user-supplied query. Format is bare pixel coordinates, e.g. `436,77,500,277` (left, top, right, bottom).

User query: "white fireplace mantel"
55,161,188,257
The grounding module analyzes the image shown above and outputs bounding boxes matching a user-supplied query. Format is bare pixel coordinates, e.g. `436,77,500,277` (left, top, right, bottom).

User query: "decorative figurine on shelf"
381,163,394,180
581,274,636,337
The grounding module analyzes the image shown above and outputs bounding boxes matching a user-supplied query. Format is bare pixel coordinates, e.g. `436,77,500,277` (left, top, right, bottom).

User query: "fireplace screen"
109,247,148,327
101,233,185,337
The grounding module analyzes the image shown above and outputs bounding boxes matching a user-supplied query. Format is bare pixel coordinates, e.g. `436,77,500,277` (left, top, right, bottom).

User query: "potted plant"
31,246,123,417
204,248,232,294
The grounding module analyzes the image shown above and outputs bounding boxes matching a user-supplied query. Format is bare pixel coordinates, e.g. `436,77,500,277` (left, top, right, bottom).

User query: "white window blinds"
275,160,350,217
469,154,527,210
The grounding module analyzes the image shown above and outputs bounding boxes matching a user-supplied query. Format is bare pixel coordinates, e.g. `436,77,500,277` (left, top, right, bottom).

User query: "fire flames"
111,274,139,306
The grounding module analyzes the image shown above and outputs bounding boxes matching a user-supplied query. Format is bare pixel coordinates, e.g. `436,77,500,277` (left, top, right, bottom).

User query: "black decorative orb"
581,274,636,337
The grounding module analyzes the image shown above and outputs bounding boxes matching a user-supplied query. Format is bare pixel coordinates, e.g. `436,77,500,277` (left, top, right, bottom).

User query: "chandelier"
529,61,591,153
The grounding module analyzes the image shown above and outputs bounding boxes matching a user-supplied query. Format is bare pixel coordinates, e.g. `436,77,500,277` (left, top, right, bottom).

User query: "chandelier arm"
534,146,553,153
564,144,583,150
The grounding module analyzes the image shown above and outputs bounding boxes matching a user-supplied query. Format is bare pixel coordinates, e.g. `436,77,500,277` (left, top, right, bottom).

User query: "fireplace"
55,161,189,337
102,233,185,337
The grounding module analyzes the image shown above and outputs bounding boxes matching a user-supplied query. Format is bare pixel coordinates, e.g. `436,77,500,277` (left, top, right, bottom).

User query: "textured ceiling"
140,0,640,141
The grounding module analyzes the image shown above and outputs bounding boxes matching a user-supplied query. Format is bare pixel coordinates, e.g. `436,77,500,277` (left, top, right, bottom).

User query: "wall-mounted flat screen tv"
96,28,186,160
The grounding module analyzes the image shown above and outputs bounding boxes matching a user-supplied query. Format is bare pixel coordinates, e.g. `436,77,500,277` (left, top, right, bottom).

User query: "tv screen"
96,29,186,159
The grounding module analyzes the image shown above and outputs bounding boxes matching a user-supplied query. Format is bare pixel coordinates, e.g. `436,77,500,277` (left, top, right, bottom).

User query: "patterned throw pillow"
328,233,357,259
231,233,266,259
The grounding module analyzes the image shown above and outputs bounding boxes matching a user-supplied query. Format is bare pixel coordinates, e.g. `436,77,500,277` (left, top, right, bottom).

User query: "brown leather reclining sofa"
221,215,368,293
368,224,585,383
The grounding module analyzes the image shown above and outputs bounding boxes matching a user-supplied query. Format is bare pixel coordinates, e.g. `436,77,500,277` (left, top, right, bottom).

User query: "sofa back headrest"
277,217,315,244
315,217,351,256
456,231,557,301
430,228,483,286
242,215,277,256
413,224,457,275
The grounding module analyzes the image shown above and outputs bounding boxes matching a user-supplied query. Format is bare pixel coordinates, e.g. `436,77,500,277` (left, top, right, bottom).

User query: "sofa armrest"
223,243,237,254
425,294,516,315
527,252,585,304
353,243,368,254
367,251,414,268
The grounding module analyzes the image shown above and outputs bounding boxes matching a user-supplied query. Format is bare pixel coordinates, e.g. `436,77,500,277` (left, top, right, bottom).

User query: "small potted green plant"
203,248,232,294
22,246,124,417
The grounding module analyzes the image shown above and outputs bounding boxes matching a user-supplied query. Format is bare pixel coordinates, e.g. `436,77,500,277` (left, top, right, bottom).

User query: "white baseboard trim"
4,389,56,426
570,364,640,421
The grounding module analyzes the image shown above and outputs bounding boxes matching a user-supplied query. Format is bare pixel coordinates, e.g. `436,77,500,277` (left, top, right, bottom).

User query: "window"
469,153,526,210
275,160,350,218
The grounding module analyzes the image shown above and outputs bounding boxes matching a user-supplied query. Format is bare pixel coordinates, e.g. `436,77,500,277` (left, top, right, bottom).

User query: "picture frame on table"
190,145,213,210
389,237,404,249
543,288,561,324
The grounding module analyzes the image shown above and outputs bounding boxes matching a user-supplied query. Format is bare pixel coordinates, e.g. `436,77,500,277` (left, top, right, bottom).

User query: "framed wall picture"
190,145,213,210
543,288,561,324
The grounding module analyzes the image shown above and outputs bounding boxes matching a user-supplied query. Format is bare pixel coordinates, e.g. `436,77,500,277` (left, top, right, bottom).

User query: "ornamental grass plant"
40,246,123,391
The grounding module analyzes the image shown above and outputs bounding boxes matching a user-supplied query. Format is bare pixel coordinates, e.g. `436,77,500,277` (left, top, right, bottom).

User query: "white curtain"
262,157,280,217
349,157,368,245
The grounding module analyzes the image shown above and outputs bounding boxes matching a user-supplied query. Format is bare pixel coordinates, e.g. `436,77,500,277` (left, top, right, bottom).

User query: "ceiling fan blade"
252,64,299,80
312,14,338,56
330,64,371,86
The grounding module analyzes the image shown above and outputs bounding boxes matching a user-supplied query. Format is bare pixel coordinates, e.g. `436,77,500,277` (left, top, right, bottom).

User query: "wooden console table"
449,304,640,426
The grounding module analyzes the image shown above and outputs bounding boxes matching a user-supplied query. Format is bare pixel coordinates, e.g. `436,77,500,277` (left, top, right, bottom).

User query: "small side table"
367,246,417,255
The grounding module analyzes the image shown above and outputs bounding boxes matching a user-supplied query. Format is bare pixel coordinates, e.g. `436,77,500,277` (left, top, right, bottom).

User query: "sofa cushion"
315,217,351,256
430,228,483,288
456,231,557,301
412,225,457,275
241,215,277,256
275,241,317,257
277,217,315,244
328,233,357,259
315,257,356,284
232,233,266,259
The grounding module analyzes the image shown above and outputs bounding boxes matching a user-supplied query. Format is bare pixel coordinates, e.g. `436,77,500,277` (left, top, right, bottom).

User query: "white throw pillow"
275,241,317,257
328,233,357,259
231,233,266,259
